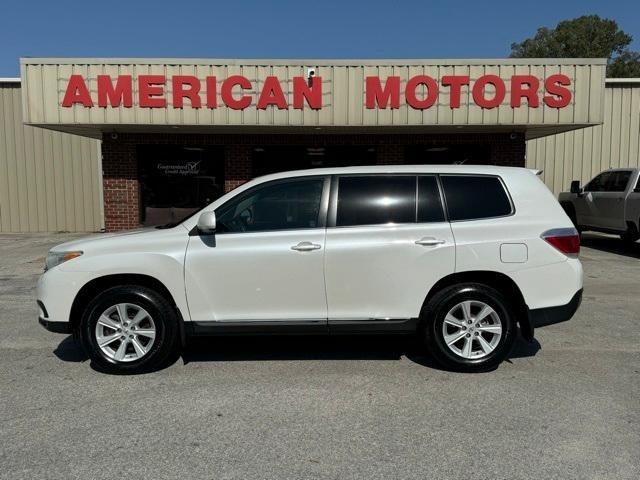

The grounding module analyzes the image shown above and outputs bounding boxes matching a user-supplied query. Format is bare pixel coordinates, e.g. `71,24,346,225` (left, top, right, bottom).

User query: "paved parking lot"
0,232,638,480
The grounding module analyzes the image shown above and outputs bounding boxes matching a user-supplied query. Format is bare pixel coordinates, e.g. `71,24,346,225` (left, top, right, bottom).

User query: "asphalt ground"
0,232,638,479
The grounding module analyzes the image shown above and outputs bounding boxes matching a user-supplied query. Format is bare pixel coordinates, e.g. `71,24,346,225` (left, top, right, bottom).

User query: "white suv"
37,165,583,373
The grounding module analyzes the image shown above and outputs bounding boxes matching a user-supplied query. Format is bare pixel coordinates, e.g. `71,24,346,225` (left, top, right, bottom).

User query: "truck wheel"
78,285,180,374
620,222,639,244
421,283,516,372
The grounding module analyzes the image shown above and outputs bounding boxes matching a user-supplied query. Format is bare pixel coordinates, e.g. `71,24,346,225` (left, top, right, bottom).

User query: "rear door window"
441,175,512,221
336,176,416,227
417,176,445,223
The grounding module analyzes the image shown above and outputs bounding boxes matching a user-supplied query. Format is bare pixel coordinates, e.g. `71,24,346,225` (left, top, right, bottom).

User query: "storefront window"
405,145,491,165
252,146,376,176
138,146,224,226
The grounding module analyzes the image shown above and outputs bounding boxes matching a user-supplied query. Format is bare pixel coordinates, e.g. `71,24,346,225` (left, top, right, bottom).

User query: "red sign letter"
139,75,166,108
221,75,252,110
365,76,400,109
257,76,288,109
172,75,201,109
543,74,572,108
206,76,217,109
510,75,540,108
97,75,132,108
405,75,438,109
293,76,322,109
442,75,470,109
472,75,506,109
61,75,93,107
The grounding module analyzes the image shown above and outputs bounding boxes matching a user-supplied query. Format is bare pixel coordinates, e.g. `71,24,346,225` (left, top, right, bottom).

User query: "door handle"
415,237,446,246
291,241,322,252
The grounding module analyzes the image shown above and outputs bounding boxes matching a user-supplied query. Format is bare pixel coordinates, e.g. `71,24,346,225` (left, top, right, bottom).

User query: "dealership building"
1,57,638,233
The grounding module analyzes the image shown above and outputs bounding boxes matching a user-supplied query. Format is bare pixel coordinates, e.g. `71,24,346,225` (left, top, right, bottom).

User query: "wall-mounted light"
307,68,316,87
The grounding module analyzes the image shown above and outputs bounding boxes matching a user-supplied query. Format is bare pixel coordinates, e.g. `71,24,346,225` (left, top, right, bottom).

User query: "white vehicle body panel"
324,223,455,320
185,229,327,321
451,168,580,309
37,227,190,324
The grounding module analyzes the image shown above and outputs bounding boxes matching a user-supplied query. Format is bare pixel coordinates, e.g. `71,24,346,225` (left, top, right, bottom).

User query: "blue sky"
0,0,637,76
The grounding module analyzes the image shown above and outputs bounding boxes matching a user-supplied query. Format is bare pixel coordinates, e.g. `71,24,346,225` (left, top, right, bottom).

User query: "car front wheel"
79,285,180,374
620,224,639,244
421,283,516,372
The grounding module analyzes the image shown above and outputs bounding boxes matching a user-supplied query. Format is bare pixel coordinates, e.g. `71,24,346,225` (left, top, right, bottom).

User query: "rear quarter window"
441,175,513,221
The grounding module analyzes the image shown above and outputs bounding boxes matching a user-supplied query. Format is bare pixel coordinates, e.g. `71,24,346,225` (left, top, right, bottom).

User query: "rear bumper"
38,316,72,334
528,289,583,329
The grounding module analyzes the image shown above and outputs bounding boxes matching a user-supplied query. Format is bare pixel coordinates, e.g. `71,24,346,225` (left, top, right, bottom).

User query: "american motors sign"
60,73,573,111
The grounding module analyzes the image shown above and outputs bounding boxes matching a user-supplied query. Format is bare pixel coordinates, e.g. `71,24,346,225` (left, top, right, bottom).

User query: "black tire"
620,223,639,244
79,285,180,374
421,283,516,372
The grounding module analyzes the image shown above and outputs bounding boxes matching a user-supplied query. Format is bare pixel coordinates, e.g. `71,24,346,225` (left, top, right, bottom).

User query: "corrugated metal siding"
527,82,640,195
21,58,606,129
0,83,103,232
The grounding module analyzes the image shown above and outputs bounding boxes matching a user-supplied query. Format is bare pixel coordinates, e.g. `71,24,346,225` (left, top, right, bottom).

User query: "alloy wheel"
441,300,502,359
95,303,156,363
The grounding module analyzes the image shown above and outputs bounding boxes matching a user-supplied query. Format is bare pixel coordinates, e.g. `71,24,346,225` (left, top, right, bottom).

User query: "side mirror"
570,180,582,195
196,211,216,235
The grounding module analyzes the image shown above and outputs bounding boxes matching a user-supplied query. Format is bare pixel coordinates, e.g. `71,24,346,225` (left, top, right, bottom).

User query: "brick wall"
101,132,525,231
224,144,252,192
101,139,139,232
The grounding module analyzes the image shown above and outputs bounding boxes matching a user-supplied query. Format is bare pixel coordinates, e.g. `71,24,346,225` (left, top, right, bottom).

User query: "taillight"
541,228,580,256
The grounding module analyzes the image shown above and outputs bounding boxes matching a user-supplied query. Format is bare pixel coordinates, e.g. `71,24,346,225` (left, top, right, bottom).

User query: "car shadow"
53,332,540,373
580,232,640,259
182,332,540,372
53,335,88,362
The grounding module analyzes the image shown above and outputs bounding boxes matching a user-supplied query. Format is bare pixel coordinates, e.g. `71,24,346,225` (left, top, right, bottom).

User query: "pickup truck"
558,168,640,243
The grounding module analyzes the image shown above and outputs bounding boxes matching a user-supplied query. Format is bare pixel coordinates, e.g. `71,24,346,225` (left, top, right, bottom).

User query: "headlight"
44,250,83,271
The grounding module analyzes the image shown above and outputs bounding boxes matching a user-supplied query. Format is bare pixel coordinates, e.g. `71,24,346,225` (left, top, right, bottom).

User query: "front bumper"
38,316,72,334
37,299,72,334
528,289,583,329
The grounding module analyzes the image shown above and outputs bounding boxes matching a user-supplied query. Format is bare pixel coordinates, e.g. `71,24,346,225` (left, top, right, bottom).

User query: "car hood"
50,226,186,253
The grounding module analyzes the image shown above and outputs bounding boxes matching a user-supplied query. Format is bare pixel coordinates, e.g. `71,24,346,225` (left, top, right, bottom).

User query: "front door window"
216,178,324,233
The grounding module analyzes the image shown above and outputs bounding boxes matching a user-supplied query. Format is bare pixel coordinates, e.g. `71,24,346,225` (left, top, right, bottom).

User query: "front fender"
59,252,190,323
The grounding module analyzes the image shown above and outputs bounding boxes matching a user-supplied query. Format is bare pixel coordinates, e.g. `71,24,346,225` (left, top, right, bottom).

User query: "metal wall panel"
21,58,606,130
0,82,103,232
527,82,640,195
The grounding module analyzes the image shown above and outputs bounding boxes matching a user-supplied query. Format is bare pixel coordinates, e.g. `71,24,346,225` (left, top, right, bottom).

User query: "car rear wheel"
79,285,180,374
421,283,516,372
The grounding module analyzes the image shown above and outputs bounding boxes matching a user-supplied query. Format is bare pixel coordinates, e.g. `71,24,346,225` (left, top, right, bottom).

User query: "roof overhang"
25,123,591,141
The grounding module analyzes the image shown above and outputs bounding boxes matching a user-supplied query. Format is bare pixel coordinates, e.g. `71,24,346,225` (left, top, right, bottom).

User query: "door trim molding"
186,318,419,336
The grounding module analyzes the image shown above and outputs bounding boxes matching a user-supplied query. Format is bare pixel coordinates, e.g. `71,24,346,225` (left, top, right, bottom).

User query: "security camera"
307,68,316,79
509,132,518,140
110,132,118,140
